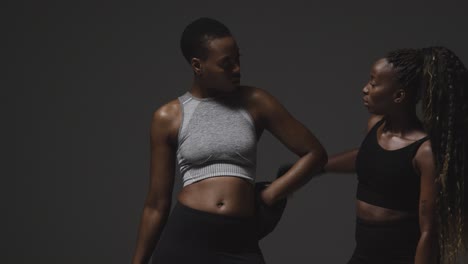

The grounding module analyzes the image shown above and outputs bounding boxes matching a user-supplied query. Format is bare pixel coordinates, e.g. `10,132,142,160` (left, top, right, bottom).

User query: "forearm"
132,206,170,264
262,148,327,205
415,231,437,264
324,148,359,173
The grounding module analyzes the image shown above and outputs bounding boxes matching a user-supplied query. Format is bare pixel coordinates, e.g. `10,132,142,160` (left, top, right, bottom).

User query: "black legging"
348,217,420,264
152,202,266,264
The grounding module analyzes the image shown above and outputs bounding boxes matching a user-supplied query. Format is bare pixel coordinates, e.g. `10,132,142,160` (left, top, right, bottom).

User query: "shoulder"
151,98,182,142
415,139,433,159
152,99,181,124
237,85,281,110
414,139,435,171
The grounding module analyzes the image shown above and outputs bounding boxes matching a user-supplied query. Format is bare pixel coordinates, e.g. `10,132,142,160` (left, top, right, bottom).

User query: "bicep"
262,94,324,157
145,111,177,210
417,142,437,233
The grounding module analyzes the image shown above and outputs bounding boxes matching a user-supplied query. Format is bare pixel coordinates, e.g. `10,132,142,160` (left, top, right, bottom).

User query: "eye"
220,55,240,70
368,76,377,87
221,60,234,69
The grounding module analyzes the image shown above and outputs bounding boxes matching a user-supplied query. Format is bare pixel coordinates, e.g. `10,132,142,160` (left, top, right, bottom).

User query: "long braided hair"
386,47,468,263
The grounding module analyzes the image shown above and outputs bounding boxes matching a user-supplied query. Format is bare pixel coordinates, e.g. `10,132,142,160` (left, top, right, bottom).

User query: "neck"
383,107,421,137
190,79,220,99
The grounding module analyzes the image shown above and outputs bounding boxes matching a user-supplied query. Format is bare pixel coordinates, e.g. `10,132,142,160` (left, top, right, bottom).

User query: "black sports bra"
355,118,429,211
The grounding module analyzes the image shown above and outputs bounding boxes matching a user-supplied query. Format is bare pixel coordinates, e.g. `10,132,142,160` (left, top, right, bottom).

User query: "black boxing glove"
254,163,293,240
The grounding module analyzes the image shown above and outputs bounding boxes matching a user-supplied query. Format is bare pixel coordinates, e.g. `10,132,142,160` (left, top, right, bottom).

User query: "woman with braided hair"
322,47,467,263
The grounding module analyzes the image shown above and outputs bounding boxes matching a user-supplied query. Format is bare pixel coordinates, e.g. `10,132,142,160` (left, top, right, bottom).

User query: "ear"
191,58,203,76
394,88,406,104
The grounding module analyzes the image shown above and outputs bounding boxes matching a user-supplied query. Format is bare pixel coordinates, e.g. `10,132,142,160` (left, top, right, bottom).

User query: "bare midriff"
356,200,417,223
178,176,256,217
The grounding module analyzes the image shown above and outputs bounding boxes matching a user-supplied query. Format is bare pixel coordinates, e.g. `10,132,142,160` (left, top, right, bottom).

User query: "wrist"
259,189,276,207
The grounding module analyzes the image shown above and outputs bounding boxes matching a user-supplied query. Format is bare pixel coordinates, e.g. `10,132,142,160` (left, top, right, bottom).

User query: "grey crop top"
176,91,258,187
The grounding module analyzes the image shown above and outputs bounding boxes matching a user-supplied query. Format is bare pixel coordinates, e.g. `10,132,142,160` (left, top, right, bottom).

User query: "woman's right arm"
323,114,383,174
131,102,180,264
324,148,359,173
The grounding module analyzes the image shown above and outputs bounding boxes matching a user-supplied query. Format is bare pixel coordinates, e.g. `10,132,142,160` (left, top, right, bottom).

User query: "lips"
363,97,369,105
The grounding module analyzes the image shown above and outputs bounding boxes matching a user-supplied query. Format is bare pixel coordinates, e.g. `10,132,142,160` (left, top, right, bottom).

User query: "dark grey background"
8,1,468,263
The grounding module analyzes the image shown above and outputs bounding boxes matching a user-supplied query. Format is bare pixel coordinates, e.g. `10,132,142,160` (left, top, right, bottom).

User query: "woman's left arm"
414,140,438,264
251,87,328,206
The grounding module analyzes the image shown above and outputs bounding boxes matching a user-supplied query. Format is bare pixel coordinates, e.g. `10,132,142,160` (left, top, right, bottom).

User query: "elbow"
313,146,328,169
143,204,171,220
420,228,437,241
144,198,172,214
321,149,329,167
302,146,328,171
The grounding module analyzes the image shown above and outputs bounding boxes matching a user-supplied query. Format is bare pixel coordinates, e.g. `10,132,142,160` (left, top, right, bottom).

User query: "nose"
232,63,240,74
362,84,369,95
